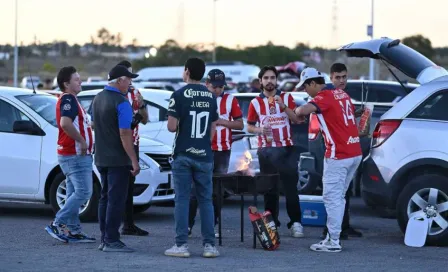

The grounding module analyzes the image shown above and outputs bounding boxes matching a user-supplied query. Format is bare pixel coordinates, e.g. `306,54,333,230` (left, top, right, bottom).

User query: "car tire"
297,171,319,195
133,203,151,214
49,172,100,222
396,173,448,246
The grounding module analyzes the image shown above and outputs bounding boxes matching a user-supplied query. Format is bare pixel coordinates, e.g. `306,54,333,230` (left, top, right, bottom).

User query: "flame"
236,151,254,176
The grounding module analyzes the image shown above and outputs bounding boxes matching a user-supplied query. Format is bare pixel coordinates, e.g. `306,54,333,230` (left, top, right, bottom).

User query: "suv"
340,37,448,245
298,80,418,195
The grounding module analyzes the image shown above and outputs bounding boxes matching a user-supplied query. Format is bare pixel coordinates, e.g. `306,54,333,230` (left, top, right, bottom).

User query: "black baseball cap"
207,69,227,87
108,65,139,81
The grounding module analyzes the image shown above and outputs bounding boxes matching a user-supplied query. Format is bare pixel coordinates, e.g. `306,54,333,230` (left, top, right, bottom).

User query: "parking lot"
1,196,447,272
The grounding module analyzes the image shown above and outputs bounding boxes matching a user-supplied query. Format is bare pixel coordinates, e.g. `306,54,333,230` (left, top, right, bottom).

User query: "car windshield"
16,94,57,127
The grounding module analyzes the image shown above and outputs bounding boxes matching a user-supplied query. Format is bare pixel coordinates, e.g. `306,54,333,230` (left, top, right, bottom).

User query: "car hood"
139,136,172,153
338,38,448,85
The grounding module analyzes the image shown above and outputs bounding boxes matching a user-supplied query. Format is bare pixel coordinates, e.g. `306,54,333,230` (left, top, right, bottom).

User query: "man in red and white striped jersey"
117,60,149,236
246,66,304,238
188,69,244,237
45,66,95,243
294,67,362,253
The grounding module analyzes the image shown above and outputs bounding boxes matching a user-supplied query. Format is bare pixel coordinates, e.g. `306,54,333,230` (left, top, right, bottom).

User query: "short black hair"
117,60,132,69
330,63,347,74
57,66,77,91
304,77,326,86
258,66,279,79
184,57,206,81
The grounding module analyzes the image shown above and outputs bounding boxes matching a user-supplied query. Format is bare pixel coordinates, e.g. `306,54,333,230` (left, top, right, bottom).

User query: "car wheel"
396,173,448,246
133,203,151,214
297,170,319,195
49,172,100,222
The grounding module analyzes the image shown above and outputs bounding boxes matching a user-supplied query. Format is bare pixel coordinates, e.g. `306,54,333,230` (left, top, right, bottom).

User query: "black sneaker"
342,227,363,238
67,232,96,243
45,222,68,243
121,225,149,236
102,240,134,253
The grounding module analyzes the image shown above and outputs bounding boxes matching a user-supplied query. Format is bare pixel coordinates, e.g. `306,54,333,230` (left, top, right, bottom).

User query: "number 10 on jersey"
190,111,210,138
339,100,356,126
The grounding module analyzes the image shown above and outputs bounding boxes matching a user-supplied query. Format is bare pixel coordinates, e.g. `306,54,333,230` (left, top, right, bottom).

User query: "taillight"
372,120,402,148
308,114,320,140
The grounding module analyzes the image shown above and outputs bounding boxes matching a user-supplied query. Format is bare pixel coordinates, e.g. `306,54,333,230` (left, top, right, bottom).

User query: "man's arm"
276,94,299,123
59,95,87,155
210,121,217,140
136,90,149,124
117,101,140,176
218,96,244,130
295,103,318,116
247,124,263,135
217,118,244,130
167,116,178,132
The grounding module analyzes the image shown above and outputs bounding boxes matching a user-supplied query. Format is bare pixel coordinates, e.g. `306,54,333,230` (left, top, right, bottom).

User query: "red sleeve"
310,92,332,113
247,101,259,125
287,93,295,110
230,96,243,120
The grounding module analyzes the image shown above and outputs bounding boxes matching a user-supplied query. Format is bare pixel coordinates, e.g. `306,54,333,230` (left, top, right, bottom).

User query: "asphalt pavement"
0,197,447,272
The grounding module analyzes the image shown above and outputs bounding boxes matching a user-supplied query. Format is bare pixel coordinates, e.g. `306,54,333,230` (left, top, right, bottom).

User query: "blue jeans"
172,155,215,246
97,166,130,243
55,155,93,234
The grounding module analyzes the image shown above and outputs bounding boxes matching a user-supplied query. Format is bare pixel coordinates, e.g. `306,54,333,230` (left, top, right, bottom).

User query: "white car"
0,87,174,221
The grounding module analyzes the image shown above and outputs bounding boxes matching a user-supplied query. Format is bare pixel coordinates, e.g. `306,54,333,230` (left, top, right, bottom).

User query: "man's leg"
192,158,219,257
275,147,303,236
259,148,280,226
98,167,108,244
341,156,363,238
122,145,148,236
165,156,193,258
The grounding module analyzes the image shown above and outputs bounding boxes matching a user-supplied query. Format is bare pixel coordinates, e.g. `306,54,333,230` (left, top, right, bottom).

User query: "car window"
236,97,253,119
0,99,33,132
368,85,402,103
408,91,448,121
345,83,378,102
15,94,57,127
78,96,94,112
146,101,168,122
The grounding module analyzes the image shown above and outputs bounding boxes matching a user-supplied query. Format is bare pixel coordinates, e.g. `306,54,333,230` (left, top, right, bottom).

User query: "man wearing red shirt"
295,67,362,252
45,66,95,243
188,69,244,237
247,66,304,238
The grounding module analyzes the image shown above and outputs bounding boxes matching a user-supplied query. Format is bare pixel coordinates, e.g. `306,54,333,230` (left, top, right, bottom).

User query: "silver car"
340,37,448,245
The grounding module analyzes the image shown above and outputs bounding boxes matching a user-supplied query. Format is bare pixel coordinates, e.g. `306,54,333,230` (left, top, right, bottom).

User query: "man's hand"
131,159,141,177
262,123,272,135
355,108,364,118
79,140,88,155
136,92,145,108
274,95,285,109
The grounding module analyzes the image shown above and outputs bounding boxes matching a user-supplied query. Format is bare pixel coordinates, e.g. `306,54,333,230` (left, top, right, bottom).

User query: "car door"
0,98,42,195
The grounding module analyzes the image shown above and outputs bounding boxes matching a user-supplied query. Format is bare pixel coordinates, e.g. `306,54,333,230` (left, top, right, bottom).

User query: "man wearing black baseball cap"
91,64,140,252
188,69,244,238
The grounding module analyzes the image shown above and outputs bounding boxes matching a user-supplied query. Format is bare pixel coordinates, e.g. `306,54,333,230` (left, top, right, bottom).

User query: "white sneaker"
164,244,190,258
203,243,220,258
310,236,342,253
291,222,304,238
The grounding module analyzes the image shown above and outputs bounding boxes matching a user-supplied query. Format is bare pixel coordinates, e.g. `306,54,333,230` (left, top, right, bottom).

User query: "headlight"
139,159,150,170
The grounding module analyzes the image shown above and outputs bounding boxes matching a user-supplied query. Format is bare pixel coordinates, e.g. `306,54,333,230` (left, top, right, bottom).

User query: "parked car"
340,37,448,245
0,87,174,221
298,80,419,195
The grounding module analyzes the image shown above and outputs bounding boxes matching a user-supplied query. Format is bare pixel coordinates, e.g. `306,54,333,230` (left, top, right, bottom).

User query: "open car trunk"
338,38,448,85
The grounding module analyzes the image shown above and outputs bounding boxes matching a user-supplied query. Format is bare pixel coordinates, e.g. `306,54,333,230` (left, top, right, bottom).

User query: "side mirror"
13,120,43,135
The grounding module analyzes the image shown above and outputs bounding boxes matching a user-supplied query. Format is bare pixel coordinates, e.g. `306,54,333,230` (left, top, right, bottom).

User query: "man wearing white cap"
294,67,362,252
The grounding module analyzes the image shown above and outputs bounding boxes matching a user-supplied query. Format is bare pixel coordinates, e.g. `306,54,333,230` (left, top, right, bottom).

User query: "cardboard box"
299,195,327,227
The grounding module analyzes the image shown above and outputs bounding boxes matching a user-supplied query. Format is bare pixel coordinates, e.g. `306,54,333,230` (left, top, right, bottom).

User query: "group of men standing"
45,56,364,256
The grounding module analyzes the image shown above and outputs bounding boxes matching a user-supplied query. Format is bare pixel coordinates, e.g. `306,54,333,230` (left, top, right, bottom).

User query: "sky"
0,0,447,49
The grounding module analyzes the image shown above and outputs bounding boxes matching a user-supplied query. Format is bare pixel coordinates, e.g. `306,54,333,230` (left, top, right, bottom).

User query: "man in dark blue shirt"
92,65,140,253
164,58,220,258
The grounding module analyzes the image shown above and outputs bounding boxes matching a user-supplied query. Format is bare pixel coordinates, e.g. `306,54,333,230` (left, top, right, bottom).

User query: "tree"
402,34,434,60
97,27,111,45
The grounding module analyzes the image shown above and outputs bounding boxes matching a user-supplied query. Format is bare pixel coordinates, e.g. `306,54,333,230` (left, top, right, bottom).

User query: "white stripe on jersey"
216,96,223,151
316,113,336,158
251,99,267,147
224,94,233,150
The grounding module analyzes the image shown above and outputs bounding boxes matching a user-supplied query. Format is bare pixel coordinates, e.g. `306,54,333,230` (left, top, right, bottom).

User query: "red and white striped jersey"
56,93,94,155
212,93,243,151
127,86,142,146
247,90,295,148
309,88,362,159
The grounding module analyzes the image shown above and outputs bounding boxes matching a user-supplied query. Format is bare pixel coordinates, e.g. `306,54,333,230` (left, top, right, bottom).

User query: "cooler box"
299,195,327,226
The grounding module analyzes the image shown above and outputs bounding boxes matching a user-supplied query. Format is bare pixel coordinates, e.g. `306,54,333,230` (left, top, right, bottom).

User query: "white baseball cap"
296,67,324,89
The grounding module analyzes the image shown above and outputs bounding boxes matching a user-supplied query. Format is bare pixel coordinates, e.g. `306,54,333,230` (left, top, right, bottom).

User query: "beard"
263,83,276,92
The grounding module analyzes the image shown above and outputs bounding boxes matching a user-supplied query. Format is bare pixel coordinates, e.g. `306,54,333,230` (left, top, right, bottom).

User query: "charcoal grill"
214,171,280,248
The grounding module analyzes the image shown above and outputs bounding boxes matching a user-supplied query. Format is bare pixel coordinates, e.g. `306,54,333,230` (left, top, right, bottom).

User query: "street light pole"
212,0,217,62
13,0,19,87
368,0,375,80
